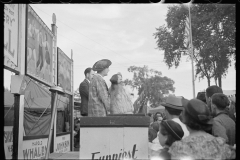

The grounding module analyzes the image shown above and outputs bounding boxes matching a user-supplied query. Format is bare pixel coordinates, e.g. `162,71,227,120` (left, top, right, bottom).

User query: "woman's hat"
162,96,188,110
185,98,213,125
92,59,112,72
161,120,184,140
110,74,119,84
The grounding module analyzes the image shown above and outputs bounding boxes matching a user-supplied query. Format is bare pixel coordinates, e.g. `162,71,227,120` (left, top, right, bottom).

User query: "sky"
4,3,236,101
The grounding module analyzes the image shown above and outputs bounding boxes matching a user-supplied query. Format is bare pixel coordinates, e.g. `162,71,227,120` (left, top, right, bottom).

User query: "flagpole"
188,4,196,98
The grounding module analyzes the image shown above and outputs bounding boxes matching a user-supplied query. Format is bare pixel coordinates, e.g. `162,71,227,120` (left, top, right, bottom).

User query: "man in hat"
88,59,112,117
79,67,94,116
162,96,190,139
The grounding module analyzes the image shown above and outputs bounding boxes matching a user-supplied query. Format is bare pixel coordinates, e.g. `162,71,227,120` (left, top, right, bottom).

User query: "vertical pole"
12,4,26,159
188,4,196,98
71,50,74,151
12,94,20,159
45,92,58,159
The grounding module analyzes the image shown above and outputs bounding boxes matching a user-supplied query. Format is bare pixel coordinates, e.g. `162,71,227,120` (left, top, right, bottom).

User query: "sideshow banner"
4,126,13,159
26,5,53,86
4,4,19,71
57,48,72,93
55,134,70,153
22,138,48,159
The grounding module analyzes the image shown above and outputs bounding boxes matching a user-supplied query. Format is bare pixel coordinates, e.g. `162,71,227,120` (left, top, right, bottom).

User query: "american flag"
184,16,190,49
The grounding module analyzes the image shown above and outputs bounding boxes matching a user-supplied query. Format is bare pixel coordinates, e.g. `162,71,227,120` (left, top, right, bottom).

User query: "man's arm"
212,120,229,143
80,82,89,99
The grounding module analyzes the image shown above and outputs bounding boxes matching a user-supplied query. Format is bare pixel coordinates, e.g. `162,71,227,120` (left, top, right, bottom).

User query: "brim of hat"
92,59,112,71
162,103,184,110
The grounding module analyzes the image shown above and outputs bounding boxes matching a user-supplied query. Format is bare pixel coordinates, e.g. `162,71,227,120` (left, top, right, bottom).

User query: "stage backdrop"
57,48,72,93
4,4,19,72
26,5,53,86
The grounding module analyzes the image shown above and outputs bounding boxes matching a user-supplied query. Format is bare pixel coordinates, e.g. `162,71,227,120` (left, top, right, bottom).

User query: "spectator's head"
153,112,163,122
84,68,94,81
162,96,188,119
205,85,223,108
148,128,157,143
158,120,184,147
211,93,230,116
92,59,112,76
197,92,207,104
180,99,212,133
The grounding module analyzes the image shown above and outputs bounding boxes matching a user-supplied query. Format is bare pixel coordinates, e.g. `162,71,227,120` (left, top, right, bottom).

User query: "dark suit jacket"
79,79,90,115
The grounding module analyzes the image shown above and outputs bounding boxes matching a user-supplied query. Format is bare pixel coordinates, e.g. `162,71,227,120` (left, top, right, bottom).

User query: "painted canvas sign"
57,48,72,93
4,4,19,72
22,138,48,159
55,134,70,153
26,5,53,86
4,126,13,159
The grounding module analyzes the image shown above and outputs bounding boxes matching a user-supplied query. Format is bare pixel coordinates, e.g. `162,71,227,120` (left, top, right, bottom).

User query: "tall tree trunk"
218,76,222,88
207,78,211,87
214,77,218,86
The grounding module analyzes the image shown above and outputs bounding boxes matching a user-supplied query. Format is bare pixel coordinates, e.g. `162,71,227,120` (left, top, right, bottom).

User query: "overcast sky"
4,4,236,100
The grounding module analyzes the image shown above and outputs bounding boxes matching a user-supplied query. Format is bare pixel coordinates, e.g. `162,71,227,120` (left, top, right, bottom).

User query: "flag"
184,16,190,49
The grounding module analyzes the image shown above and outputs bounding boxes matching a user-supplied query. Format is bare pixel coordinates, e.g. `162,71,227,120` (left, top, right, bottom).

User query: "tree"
124,65,175,108
153,4,235,87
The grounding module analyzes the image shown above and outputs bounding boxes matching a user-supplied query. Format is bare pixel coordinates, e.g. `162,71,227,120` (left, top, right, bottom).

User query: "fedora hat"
162,96,188,110
92,59,112,72
185,98,213,125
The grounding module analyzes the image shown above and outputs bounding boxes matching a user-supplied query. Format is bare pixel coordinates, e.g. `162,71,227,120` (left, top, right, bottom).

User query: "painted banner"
26,5,53,86
4,126,13,159
80,127,148,159
22,138,48,159
57,48,72,93
4,4,19,71
55,134,70,153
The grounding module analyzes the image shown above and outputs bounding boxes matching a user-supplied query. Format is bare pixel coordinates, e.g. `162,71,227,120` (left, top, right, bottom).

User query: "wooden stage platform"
49,152,79,159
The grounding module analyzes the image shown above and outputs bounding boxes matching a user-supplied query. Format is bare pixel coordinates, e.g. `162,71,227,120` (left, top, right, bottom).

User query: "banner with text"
4,4,19,71
80,127,148,159
4,126,13,159
55,134,70,153
22,138,48,159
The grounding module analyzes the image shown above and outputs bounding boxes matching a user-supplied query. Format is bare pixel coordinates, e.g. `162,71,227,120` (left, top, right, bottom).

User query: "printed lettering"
112,154,118,160
92,152,100,160
132,144,138,159
4,29,15,57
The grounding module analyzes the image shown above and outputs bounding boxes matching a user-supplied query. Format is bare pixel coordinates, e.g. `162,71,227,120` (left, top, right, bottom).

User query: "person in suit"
88,59,112,117
79,67,94,116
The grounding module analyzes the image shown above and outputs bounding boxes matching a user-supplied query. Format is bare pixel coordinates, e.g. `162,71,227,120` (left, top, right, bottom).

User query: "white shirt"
85,78,90,83
172,117,190,139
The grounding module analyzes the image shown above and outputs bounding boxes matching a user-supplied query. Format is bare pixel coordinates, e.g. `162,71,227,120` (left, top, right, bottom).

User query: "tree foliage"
153,4,235,87
124,65,175,108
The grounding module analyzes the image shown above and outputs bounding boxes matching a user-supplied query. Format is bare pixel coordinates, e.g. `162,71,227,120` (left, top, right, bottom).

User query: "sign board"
4,126,13,159
80,127,148,159
22,138,48,159
4,4,19,72
26,5,53,86
80,116,149,159
57,48,72,93
55,134,70,153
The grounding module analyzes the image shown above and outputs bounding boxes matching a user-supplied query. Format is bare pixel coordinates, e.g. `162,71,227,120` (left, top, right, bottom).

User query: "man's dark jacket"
79,79,90,115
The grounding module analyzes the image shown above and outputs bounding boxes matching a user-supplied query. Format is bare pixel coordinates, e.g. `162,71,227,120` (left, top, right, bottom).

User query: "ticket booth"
80,115,149,159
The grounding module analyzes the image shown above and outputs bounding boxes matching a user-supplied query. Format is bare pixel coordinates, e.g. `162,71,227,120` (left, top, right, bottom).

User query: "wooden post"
71,49,74,151
51,13,58,153
12,4,26,159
